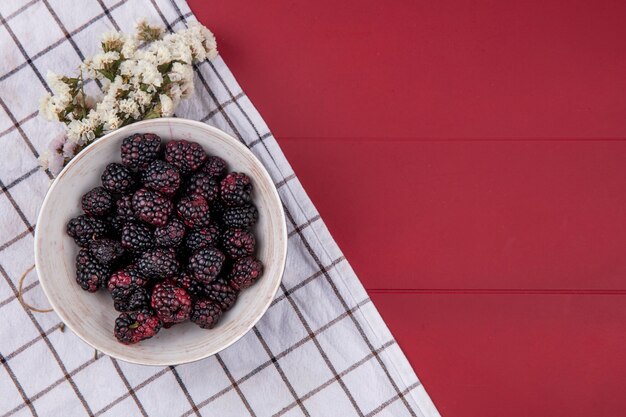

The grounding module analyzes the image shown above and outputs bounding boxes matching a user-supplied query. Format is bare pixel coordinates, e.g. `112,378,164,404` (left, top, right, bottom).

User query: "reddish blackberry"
114,308,162,344
151,280,192,326
121,222,154,253
190,298,223,329
137,248,179,279
164,140,207,174
132,188,172,227
220,172,252,206
141,160,181,196
76,248,110,292
185,172,219,202
176,195,210,228
101,163,136,194
222,228,256,259
229,256,263,291
81,186,113,217
201,155,227,179
222,204,258,229
121,133,162,170
115,194,135,221
67,215,109,247
173,270,205,296
88,239,125,265
185,224,221,252
188,247,225,283
107,265,149,292
154,217,186,248
203,279,238,311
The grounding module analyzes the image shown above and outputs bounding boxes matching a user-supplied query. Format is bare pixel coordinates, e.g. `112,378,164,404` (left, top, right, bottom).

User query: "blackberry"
88,239,125,265
154,217,185,248
121,133,162,170
151,280,192,326
176,195,210,228
105,215,125,237
141,160,181,196
114,308,162,344
137,248,179,279
81,186,113,217
67,215,109,247
107,265,149,292
101,163,136,194
185,172,219,202
201,155,227,179
222,204,258,229
203,279,238,311
121,222,154,253
115,194,135,221
220,172,252,206
185,224,221,252
190,298,223,329
228,256,263,291
164,140,207,174
222,228,256,259
188,247,225,283
111,286,150,312
75,248,110,292
132,188,172,227
173,270,205,297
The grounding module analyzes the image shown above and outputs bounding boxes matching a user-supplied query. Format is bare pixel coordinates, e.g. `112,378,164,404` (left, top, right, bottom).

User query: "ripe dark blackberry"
185,224,221,252
114,308,162,344
88,239,125,265
176,195,210,228
203,279,238,311
188,247,225,283
190,298,223,329
220,172,252,206
185,172,219,202
222,228,256,259
75,248,110,292
107,265,149,292
164,140,207,174
201,155,227,179
132,188,172,227
137,248,179,279
228,256,264,291
81,186,113,217
101,163,136,194
154,217,186,248
173,270,205,297
141,160,181,196
120,222,154,253
105,215,125,237
121,133,162,170
115,194,135,221
151,280,192,326
222,204,258,229
67,215,109,247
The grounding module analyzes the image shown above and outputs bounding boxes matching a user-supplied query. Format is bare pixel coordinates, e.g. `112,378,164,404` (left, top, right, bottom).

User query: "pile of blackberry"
67,133,263,345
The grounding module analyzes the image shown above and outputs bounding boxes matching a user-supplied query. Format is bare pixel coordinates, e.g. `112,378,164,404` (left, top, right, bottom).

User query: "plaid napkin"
0,1,440,416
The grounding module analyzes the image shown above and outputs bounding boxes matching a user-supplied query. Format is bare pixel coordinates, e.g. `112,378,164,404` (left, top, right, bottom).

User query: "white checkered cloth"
0,1,440,416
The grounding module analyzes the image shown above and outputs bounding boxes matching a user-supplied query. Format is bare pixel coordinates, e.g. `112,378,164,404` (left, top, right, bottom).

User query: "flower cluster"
39,19,218,174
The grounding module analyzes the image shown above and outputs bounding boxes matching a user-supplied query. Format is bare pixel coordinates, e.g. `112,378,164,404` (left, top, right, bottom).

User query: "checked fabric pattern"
0,1,440,416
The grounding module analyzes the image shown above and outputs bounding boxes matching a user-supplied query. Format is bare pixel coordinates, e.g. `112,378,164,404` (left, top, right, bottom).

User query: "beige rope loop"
18,264,53,313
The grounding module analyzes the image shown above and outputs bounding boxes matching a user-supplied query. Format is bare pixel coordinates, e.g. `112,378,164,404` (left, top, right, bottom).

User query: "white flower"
131,89,153,107
159,94,174,116
39,93,60,121
118,98,140,119
67,119,95,144
62,140,77,158
90,51,120,71
121,35,138,58
137,61,163,87
102,31,125,52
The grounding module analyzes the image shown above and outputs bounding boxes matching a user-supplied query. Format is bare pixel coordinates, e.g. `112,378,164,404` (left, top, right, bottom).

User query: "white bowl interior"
35,119,287,365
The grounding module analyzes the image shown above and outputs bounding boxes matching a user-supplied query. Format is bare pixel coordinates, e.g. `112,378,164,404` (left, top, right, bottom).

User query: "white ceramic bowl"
35,118,287,366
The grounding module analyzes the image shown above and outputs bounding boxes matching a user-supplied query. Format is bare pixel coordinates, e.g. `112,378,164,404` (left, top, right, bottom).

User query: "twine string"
17,264,53,313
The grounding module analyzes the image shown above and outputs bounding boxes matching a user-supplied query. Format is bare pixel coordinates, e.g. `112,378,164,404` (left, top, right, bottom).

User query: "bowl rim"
34,117,287,366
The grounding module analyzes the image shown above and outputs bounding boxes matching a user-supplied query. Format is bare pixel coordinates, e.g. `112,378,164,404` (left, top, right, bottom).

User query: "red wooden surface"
189,1,626,416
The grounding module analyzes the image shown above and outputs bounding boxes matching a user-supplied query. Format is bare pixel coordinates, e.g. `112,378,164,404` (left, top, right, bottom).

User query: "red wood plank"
281,139,626,290
190,0,626,139
370,292,626,417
